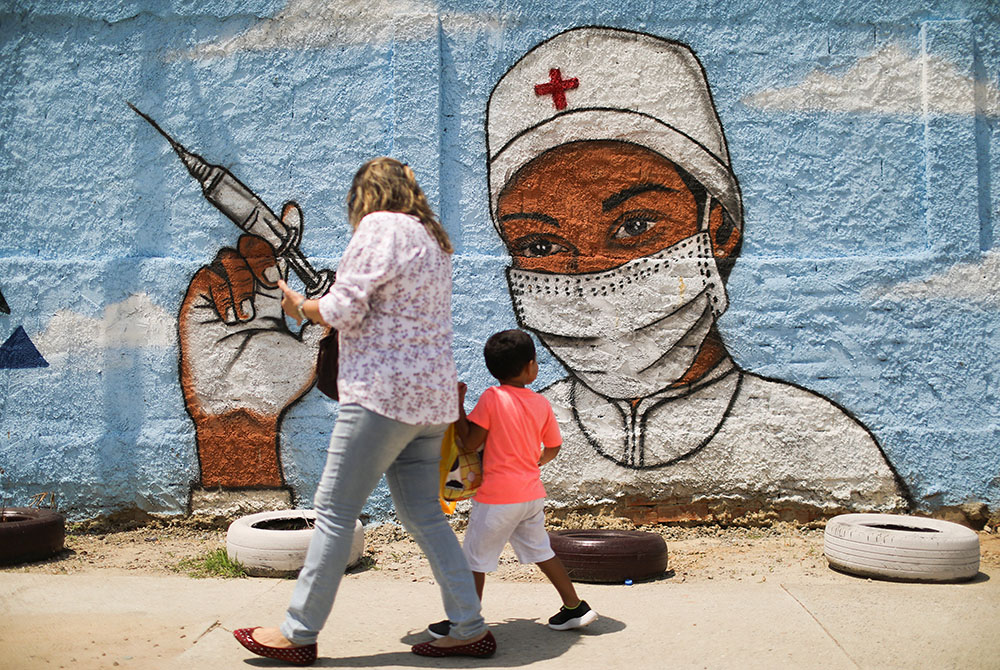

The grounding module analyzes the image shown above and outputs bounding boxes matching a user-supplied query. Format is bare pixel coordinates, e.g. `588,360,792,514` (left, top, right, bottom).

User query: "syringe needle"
127,101,182,152
128,101,215,184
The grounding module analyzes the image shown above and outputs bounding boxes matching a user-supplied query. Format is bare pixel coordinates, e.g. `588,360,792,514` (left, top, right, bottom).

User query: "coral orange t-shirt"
467,384,562,504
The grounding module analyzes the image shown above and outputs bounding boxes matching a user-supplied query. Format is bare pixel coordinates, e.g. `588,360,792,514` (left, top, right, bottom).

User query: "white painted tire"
226,510,365,577
824,513,980,582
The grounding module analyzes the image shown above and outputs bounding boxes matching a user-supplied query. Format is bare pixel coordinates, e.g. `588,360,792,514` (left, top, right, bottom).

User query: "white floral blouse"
317,211,458,425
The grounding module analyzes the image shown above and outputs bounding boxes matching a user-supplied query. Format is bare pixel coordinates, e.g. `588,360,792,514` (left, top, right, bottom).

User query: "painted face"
497,140,734,274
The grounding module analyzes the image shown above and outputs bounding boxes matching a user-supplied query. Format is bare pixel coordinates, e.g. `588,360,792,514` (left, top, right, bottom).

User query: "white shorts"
462,498,556,572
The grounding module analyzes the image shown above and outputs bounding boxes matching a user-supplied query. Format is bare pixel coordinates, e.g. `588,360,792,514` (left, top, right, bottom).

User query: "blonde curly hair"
347,157,453,254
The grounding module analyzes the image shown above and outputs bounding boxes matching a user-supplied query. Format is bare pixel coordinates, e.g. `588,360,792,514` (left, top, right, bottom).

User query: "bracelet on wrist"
295,298,309,324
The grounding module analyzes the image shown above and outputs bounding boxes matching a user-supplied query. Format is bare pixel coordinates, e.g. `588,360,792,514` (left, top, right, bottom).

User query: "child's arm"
537,397,562,466
538,444,561,466
455,382,488,454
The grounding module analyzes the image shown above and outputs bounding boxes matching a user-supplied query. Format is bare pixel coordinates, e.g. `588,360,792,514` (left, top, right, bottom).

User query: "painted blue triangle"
0,326,49,369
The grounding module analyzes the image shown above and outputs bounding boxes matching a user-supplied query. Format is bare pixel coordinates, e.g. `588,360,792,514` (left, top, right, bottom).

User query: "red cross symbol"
534,68,578,110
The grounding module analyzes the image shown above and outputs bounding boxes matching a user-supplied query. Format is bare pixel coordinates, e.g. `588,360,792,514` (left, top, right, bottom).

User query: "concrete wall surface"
1,0,999,524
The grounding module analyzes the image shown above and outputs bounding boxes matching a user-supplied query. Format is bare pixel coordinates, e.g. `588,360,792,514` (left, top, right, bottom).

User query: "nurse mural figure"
487,27,911,513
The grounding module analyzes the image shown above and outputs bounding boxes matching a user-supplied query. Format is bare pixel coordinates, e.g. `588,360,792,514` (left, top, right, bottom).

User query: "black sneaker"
426,619,452,639
547,600,598,630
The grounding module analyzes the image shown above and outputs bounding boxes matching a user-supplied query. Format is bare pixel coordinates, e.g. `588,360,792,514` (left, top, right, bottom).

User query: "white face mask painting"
489,29,744,402
507,230,728,399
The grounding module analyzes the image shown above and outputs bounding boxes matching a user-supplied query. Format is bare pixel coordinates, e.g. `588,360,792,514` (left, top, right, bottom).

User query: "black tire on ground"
0,507,66,565
824,513,980,582
549,529,667,583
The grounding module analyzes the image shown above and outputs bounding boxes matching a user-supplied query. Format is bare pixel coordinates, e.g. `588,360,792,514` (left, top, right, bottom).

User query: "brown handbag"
315,329,339,400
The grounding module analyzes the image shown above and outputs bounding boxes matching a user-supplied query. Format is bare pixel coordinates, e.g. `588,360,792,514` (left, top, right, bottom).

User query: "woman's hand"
277,280,307,324
278,279,329,327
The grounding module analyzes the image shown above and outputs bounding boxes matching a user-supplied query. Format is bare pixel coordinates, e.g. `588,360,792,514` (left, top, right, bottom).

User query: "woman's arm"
279,214,406,331
277,281,329,327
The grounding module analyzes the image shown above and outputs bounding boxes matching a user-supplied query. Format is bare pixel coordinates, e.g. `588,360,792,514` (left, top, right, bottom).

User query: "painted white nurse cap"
487,26,743,232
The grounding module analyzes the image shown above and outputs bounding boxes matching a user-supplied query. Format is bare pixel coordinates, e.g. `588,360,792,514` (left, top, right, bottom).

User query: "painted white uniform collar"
565,356,741,469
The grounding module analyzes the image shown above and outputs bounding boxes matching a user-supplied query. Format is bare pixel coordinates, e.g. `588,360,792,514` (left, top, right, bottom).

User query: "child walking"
427,329,597,639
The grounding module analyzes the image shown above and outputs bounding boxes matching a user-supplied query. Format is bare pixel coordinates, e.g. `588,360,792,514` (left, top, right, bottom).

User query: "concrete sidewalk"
1,565,997,670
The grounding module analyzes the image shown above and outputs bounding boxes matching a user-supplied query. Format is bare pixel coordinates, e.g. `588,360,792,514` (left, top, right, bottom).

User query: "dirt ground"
4,513,999,584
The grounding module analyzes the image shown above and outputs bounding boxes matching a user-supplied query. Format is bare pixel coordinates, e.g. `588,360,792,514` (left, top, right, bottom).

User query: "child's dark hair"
483,329,535,381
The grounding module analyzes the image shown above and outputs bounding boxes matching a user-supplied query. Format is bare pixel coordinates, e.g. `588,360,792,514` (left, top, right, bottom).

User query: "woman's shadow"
244,614,626,668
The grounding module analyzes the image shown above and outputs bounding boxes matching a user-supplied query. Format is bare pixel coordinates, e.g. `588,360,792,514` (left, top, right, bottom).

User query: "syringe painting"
134,108,328,492
489,27,911,518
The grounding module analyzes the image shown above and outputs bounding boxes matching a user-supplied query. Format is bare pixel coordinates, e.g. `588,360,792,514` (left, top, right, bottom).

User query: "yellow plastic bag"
438,424,482,514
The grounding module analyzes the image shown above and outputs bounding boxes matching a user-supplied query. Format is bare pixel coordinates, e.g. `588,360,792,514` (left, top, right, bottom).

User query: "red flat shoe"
411,630,496,658
233,627,317,666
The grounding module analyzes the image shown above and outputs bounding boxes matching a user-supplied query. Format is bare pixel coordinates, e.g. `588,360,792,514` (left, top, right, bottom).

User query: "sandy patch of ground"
4,514,997,585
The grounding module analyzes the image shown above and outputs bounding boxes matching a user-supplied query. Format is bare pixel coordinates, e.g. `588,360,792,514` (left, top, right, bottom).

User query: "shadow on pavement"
826,565,991,585
265,614,627,667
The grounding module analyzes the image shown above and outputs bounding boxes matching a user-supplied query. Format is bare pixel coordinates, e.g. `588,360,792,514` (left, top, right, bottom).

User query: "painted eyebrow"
498,212,560,227
602,183,678,212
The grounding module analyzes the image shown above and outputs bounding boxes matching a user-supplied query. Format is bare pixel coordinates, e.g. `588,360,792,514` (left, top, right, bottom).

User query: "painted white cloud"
745,43,1000,116
35,293,177,360
870,250,1000,307
175,0,497,60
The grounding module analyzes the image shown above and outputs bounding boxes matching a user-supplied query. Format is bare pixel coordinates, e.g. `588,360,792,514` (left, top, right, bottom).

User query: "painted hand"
178,202,324,488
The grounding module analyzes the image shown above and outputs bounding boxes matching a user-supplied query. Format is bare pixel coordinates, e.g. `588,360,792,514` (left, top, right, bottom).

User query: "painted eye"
514,235,568,258
613,215,658,239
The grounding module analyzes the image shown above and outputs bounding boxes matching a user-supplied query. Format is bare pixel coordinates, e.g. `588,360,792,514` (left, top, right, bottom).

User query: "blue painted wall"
1,0,998,522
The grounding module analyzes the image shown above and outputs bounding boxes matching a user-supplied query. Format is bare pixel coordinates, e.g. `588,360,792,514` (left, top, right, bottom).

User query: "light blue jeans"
280,404,486,645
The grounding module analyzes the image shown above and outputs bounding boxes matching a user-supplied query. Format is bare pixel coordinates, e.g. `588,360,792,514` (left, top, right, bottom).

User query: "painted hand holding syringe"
130,103,333,488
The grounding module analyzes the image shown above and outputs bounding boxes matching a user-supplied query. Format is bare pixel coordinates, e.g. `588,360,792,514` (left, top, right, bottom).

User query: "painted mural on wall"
130,106,332,496
4,0,999,523
487,27,912,514
0,287,48,370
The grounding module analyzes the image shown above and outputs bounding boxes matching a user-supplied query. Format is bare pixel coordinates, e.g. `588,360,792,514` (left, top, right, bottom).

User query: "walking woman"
233,158,495,665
